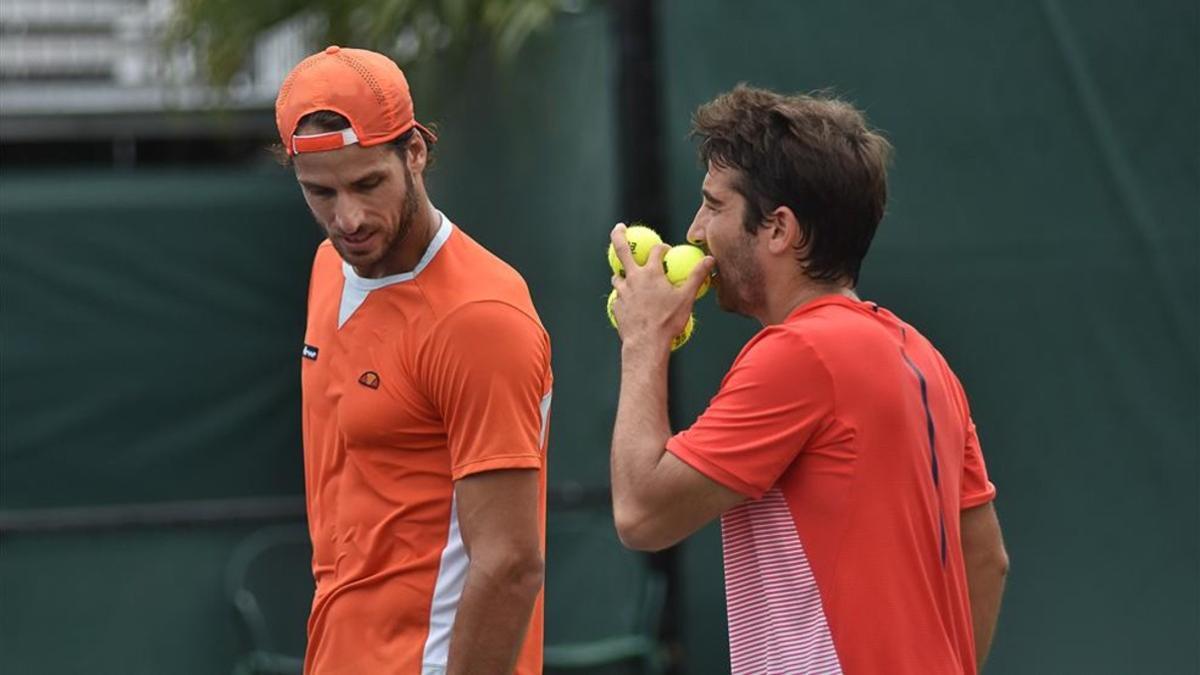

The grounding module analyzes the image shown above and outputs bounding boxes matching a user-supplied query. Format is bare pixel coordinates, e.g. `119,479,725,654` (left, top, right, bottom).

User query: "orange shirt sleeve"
419,301,550,481
667,329,835,499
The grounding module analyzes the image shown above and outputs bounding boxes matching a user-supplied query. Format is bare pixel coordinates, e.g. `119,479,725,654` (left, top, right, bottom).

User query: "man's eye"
357,178,382,190
309,188,335,198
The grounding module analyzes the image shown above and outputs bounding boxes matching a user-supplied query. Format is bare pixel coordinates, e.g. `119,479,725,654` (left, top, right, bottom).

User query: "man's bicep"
960,501,1003,549
639,451,746,548
455,469,542,558
421,302,551,479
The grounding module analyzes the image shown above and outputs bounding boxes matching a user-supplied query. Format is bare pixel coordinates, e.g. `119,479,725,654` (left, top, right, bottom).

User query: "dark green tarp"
662,1,1198,672
2,1,1196,673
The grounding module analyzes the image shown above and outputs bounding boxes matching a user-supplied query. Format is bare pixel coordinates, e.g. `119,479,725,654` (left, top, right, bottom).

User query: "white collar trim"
342,209,453,290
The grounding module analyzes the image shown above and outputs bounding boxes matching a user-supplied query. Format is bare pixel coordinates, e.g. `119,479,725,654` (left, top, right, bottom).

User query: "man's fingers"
609,223,635,272
682,256,716,298
644,243,669,271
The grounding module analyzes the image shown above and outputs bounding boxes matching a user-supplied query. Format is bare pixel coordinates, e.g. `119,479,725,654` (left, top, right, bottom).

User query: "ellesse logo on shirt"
358,371,380,389
302,344,319,360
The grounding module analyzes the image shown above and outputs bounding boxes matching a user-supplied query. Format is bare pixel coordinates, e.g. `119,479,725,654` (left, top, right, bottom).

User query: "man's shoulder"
443,226,527,283
426,225,542,324
307,239,343,291
309,238,339,272
749,302,872,355
746,297,907,375
730,323,833,388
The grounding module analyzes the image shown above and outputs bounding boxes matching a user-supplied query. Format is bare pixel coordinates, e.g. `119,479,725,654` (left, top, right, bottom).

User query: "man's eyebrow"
299,171,384,192
702,188,724,205
351,170,386,185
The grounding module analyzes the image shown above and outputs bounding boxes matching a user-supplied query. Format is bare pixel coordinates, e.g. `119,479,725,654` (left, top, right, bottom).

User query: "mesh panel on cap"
276,56,322,114
335,52,390,109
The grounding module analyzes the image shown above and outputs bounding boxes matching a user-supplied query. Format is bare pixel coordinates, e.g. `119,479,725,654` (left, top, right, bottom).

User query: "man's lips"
340,230,377,247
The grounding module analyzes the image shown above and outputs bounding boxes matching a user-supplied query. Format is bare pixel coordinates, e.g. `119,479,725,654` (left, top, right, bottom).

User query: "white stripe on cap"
291,127,359,154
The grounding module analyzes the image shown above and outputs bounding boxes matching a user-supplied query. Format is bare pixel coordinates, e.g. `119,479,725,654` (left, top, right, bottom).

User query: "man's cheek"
306,203,333,229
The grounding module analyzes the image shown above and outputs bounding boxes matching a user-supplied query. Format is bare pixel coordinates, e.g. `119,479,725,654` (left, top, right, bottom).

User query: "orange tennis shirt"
300,212,552,674
667,295,995,674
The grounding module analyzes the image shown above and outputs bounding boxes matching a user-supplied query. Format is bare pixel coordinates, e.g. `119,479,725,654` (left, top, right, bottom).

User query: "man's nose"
686,216,704,246
332,197,364,233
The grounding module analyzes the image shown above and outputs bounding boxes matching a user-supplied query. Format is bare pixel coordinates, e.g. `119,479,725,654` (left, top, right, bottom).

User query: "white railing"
0,0,309,122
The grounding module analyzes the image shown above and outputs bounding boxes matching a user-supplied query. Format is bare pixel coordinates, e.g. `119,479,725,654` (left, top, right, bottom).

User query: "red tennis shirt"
667,294,995,674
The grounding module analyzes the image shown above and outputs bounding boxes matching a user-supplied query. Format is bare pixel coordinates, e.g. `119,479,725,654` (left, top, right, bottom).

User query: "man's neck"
355,198,439,278
399,199,440,271
758,278,857,325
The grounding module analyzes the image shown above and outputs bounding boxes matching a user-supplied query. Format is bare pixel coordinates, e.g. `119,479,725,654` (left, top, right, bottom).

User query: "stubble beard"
715,232,767,318
332,167,419,271
387,167,420,260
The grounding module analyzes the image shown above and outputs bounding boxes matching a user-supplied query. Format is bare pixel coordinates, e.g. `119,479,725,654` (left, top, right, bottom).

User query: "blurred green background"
1,1,1196,673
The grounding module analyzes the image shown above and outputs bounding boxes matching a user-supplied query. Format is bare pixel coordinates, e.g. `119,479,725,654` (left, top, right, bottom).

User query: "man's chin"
714,282,754,317
333,242,384,269
714,283,737,313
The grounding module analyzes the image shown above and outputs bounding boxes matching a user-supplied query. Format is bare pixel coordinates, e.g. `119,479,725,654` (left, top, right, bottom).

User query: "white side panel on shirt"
722,488,842,674
419,389,551,669
421,494,469,669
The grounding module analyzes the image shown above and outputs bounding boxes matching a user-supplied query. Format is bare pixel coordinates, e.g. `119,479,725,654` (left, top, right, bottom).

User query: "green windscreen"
1,2,1196,673
662,1,1197,672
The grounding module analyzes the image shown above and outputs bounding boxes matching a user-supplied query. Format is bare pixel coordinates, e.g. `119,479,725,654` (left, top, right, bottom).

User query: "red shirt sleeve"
419,301,551,480
960,417,996,509
942,363,996,509
666,329,835,499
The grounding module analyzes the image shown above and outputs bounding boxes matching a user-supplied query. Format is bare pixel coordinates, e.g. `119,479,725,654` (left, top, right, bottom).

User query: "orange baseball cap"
275,45,436,156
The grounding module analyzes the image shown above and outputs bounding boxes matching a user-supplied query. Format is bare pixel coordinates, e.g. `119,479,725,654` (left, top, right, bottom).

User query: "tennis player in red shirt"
608,85,1008,674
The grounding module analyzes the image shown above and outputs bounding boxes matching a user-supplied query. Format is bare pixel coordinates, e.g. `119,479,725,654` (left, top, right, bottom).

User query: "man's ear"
405,132,428,174
764,205,803,256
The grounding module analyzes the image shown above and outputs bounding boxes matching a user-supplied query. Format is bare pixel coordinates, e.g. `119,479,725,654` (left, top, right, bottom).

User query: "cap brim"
413,121,437,144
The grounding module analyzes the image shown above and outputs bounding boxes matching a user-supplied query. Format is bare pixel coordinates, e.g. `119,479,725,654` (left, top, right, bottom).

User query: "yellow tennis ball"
607,224,663,276
606,289,619,330
663,244,710,299
671,314,696,352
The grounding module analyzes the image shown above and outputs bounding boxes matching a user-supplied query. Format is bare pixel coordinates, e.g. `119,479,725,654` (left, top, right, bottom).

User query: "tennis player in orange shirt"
276,46,552,674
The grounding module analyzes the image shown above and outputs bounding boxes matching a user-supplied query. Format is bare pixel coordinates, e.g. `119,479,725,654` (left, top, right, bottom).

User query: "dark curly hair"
692,85,892,285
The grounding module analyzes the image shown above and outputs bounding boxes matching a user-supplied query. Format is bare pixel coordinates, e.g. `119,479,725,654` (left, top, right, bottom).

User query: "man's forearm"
611,340,673,534
966,555,1006,669
446,557,543,674
962,503,1008,671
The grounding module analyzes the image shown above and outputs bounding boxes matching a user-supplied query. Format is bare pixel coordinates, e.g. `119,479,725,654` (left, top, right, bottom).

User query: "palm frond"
170,0,585,86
